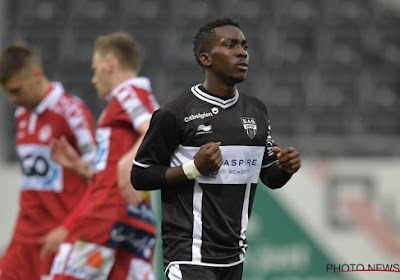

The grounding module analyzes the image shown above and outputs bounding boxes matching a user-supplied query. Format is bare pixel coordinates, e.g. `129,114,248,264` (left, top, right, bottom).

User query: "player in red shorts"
0,43,97,280
49,33,158,280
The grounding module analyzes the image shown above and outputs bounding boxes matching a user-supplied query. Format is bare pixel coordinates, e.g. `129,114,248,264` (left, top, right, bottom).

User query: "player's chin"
233,74,247,84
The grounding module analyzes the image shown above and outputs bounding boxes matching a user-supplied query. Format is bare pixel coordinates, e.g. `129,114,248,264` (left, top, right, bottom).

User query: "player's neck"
112,70,138,89
202,80,236,98
36,78,51,102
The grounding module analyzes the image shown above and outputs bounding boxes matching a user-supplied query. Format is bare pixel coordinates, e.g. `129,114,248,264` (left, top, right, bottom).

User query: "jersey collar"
34,82,64,114
15,81,64,117
191,84,239,109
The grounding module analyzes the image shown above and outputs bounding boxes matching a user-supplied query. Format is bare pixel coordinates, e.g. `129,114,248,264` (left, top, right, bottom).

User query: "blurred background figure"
0,1,399,280
0,42,96,279
49,32,158,280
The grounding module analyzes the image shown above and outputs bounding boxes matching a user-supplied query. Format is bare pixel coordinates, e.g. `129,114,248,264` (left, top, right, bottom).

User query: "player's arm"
130,108,223,190
117,120,150,205
260,146,301,189
131,142,223,189
49,136,93,180
166,141,223,184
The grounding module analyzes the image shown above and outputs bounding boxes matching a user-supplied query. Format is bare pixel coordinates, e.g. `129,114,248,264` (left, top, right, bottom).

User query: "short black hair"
193,17,240,67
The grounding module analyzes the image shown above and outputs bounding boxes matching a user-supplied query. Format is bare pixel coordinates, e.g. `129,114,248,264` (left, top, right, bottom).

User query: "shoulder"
147,89,194,127
51,93,93,131
54,93,89,115
159,89,195,113
241,94,269,113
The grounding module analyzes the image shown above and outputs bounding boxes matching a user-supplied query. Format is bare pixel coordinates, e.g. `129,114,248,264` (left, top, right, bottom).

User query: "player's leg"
0,241,42,280
106,215,156,280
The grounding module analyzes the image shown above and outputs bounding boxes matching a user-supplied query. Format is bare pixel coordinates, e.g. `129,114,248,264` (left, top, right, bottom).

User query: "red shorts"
0,241,54,280
51,213,156,280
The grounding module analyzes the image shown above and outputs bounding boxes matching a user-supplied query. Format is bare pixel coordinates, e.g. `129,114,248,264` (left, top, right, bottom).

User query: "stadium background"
0,0,399,279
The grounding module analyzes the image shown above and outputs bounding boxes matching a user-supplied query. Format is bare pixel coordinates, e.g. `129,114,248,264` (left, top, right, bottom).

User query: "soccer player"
49,33,158,280
131,18,301,280
0,43,97,280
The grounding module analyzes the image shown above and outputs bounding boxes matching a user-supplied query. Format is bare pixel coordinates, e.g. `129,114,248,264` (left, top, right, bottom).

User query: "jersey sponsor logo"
223,159,258,167
211,107,219,114
184,107,219,122
196,123,213,135
108,222,156,261
127,259,155,280
223,158,258,175
241,117,257,139
266,124,275,156
127,202,156,226
17,144,63,192
60,241,115,280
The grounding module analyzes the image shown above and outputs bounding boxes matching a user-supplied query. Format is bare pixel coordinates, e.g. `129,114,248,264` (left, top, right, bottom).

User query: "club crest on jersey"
241,117,257,139
39,124,52,142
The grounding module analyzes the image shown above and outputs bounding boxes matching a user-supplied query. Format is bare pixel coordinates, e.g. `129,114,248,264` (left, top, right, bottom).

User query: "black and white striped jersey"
133,84,278,269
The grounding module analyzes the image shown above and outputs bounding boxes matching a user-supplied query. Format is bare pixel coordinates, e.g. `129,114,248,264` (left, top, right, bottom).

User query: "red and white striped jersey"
83,77,159,220
13,82,96,244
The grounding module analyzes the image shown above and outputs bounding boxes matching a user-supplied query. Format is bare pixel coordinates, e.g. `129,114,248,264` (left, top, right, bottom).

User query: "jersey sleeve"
67,100,97,163
134,107,179,167
115,88,154,131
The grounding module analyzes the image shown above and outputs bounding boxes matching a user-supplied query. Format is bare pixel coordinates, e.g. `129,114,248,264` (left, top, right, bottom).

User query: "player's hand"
39,226,69,259
49,136,81,170
273,146,301,174
118,154,142,206
50,136,92,179
194,142,223,174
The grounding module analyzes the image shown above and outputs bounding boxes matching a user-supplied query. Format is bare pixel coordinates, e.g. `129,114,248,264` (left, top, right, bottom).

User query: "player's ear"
32,67,43,78
105,53,117,71
199,52,211,67
32,66,44,84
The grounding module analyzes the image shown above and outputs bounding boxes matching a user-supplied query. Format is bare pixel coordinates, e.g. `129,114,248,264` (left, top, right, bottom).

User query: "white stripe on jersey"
133,160,151,168
93,127,111,174
192,181,203,263
240,182,251,256
191,84,239,109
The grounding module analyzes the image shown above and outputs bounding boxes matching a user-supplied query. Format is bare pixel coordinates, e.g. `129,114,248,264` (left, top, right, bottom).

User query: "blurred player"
0,43,97,280
131,18,301,280
49,32,158,280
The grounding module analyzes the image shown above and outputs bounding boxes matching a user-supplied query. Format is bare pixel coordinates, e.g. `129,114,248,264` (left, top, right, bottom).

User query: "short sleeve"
67,99,97,163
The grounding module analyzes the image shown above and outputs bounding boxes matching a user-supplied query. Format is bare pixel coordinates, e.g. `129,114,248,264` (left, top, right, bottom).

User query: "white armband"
182,160,201,180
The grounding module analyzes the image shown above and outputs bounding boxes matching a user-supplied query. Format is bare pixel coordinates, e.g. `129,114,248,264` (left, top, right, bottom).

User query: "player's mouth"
236,62,248,71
